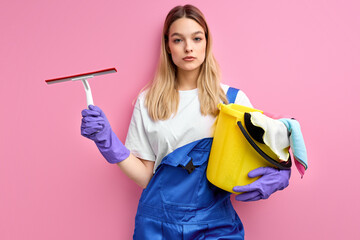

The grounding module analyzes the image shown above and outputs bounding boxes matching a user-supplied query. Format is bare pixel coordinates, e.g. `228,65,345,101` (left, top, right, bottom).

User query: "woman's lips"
183,56,196,61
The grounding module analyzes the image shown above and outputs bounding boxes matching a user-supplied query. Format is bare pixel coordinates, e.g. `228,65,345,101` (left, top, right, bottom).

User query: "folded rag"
249,112,290,161
279,118,308,177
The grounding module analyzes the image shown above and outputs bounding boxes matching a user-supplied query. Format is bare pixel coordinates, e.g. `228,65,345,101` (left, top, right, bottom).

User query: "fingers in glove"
81,120,104,134
240,195,262,202
235,191,261,202
248,167,277,178
81,124,103,134
88,105,104,114
82,116,105,123
81,128,98,136
233,184,258,193
81,124,104,131
81,118,105,127
82,108,101,117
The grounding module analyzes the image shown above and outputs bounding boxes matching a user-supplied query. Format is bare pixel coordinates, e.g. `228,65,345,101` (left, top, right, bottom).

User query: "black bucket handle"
237,121,292,170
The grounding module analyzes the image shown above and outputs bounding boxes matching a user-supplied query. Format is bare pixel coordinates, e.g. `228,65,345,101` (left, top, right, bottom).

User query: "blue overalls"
133,88,244,239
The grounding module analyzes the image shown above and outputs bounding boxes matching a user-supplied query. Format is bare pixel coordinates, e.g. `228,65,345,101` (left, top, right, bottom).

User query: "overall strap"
226,87,240,104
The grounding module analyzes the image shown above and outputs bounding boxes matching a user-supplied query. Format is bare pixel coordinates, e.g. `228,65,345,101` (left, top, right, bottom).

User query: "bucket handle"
237,121,292,170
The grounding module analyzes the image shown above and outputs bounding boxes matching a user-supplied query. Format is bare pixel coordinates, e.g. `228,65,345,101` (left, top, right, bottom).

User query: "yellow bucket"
207,104,290,194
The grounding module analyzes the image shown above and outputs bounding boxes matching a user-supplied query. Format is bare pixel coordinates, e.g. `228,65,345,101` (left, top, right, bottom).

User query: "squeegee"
45,68,117,107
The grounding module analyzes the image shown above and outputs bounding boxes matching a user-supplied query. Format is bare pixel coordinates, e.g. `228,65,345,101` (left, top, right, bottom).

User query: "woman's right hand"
80,105,130,164
81,105,111,144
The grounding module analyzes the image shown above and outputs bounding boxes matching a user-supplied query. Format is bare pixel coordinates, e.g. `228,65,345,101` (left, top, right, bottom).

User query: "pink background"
1,0,359,239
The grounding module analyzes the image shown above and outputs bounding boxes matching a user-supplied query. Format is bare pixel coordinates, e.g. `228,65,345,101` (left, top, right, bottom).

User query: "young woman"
81,5,290,239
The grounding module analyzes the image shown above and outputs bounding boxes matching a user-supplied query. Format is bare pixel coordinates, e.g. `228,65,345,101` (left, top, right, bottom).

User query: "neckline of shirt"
178,88,198,94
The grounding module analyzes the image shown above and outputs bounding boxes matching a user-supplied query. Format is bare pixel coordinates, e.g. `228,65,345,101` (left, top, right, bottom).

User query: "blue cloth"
279,118,308,175
133,138,244,239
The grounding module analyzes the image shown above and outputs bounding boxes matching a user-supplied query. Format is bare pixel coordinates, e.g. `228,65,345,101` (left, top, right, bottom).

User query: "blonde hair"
145,4,228,121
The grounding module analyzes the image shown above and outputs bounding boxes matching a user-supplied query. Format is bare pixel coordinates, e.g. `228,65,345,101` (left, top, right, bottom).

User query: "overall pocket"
158,148,218,208
159,162,204,207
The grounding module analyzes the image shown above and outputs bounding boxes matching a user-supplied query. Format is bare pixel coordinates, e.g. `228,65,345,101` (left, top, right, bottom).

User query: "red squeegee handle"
45,68,117,84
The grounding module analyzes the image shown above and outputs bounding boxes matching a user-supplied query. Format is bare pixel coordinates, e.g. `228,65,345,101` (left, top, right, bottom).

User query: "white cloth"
249,112,290,161
125,84,253,172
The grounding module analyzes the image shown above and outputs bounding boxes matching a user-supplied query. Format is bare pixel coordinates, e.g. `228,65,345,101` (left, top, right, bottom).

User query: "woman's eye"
173,39,182,43
194,37,202,42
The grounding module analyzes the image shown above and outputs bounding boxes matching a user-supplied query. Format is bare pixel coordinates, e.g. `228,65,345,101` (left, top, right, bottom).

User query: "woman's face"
167,17,207,74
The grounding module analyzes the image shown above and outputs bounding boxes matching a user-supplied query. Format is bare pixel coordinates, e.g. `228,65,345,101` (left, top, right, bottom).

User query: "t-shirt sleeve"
234,90,253,108
221,83,254,108
124,97,156,161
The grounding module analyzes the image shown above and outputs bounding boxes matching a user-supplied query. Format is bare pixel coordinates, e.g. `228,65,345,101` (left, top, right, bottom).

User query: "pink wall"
1,0,359,239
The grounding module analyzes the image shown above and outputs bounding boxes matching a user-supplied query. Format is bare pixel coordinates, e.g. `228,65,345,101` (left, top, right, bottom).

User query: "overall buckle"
182,159,196,174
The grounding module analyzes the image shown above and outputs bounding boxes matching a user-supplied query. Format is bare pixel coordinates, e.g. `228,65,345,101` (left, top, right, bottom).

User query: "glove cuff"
95,130,130,164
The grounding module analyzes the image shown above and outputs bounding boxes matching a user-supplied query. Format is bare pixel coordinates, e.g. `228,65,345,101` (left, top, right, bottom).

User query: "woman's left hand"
233,167,291,202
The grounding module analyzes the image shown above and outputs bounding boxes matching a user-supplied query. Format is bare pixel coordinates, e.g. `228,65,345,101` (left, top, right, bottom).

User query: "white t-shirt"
125,84,253,172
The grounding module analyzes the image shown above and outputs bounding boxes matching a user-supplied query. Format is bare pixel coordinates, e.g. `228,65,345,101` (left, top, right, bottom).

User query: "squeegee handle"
81,79,94,108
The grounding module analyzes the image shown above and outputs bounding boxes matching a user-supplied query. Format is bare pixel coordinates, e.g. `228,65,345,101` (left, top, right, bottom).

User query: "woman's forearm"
117,153,155,189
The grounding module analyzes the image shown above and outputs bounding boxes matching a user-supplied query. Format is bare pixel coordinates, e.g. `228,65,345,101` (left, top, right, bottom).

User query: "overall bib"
133,87,243,239
133,138,244,239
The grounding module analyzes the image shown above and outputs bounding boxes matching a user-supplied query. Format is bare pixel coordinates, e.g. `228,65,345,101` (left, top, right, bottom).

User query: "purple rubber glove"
81,105,130,164
233,167,291,202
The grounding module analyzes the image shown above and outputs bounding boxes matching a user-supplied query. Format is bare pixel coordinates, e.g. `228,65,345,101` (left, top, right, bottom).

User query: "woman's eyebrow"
170,31,204,37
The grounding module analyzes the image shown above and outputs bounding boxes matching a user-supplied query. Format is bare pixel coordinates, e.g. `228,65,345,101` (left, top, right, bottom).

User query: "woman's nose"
185,40,193,53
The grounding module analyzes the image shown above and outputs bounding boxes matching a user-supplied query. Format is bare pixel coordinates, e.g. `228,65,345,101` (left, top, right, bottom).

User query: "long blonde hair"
145,4,228,121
